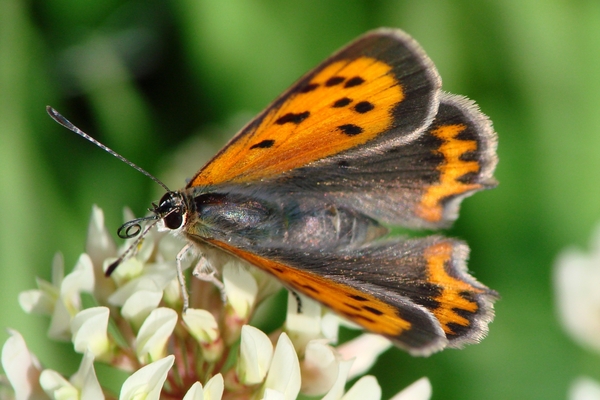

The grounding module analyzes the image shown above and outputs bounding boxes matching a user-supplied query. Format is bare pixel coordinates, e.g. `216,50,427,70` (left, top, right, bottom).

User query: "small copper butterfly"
48,28,498,356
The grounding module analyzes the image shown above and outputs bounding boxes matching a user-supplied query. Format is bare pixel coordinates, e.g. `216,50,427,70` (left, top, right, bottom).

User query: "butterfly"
48,28,498,356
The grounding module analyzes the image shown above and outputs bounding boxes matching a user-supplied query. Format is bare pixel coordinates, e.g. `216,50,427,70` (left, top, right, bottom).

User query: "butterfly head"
104,191,189,277
115,191,188,240
153,191,189,231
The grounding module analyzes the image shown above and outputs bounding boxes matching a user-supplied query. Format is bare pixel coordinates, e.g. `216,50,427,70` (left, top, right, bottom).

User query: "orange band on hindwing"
417,124,482,222
424,242,481,335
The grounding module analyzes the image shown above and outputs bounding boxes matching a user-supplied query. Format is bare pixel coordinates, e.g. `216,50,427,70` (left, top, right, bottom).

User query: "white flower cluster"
1,206,431,400
554,224,600,400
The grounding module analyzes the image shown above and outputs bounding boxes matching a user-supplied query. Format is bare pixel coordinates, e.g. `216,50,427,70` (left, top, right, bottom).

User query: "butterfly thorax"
173,187,388,251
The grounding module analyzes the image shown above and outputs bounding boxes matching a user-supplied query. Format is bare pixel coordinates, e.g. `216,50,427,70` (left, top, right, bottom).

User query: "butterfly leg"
177,243,193,312
192,255,227,303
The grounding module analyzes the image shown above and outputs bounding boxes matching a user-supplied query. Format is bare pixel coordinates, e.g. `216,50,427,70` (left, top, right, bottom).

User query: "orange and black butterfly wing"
207,235,497,356
187,29,497,229
260,92,498,228
187,28,441,188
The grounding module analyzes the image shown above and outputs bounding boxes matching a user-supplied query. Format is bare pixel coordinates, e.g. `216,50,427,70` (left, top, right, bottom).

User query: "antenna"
105,217,161,276
46,106,171,192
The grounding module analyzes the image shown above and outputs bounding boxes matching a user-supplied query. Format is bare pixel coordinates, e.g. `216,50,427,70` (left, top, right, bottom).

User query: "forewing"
259,92,498,229
188,28,441,187
205,235,497,356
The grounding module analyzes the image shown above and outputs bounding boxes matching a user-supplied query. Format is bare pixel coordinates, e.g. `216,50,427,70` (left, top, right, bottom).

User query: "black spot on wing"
250,139,275,149
299,284,320,294
338,124,363,136
456,171,480,184
301,83,319,93
457,124,481,163
333,97,352,108
445,292,480,339
446,322,471,339
354,101,374,114
363,306,384,316
455,125,477,142
276,111,310,125
459,151,479,163
413,296,441,312
326,76,345,86
344,76,365,88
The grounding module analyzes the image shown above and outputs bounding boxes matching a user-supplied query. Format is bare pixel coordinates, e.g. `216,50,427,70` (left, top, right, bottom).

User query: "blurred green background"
2,1,600,399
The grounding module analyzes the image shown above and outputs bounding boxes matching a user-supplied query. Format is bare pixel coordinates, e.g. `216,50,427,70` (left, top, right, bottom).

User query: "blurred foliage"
1,0,600,399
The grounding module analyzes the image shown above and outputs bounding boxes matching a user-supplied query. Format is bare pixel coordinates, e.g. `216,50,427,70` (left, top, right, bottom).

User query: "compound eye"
163,211,183,230
156,192,185,230
159,192,174,205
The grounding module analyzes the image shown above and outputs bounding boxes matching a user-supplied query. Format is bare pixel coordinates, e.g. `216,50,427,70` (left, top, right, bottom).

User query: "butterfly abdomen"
281,200,388,250
186,189,387,250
